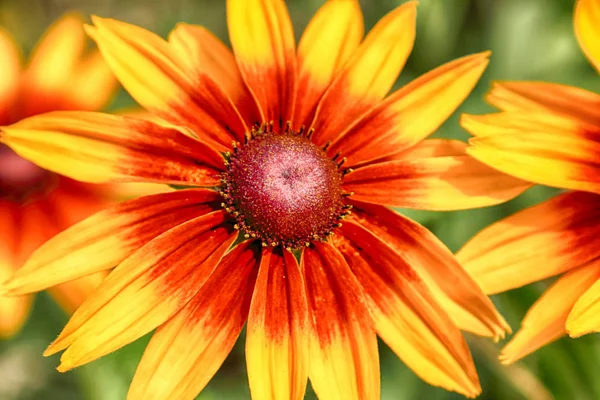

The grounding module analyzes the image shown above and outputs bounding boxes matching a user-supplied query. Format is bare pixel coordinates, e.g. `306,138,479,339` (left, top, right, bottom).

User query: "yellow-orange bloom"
1,1,527,398
457,0,600,364
0,13,121,338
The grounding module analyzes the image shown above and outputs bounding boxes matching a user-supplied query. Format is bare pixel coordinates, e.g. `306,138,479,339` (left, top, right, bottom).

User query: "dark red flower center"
220,125,351,249
0,143,54,201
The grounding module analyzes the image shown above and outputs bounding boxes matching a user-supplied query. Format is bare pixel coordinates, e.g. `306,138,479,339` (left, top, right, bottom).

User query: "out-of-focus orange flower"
0,13,118,338
458,0,600,364
0,1,529,398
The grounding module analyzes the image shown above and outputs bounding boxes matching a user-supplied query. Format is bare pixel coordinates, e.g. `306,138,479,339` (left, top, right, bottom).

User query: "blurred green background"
1,0,599,399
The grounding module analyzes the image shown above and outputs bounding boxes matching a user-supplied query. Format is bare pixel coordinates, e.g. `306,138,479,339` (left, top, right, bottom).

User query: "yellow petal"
303,243,380,400
343,140,531,211
0,111,224,186
501,259,600,363
47,272,107,315
0,189,219,297
50,212,235,370
293,0,363,128
311,1,417,145
567,263,600,337
330,52,490,166
246,248,309,400
88,17,246,149
575,0,600,73
468,122,600,194
352,202,510,340
337,221,481,398
227,0,296,125
485,81,600,126
457,191,600,294
168,23,262,126
127,242,260,400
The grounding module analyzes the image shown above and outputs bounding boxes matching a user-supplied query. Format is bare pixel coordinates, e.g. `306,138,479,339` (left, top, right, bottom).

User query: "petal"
467,123,600,194
1,189,221,296
567,260,600,337
0,28,21,125
336,220,480,397
351,201,510,340
127,241,260,400
303,242,380,400
460,110,587,138
310,2,417,146
343,141,531,211
20,13,86,117
88,17,246,149
168,23,262,127
66,51,119,111
501,259,600,364
485,81,600,126
227,0,296,126
246,247,309,400
48,211,235,370
575,0,600,73
0,111,224,185
330,52,490,167
457,191,600,294
293,0,363,128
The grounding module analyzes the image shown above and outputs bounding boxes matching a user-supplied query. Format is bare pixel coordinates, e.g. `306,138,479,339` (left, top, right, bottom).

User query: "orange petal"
567,262,600,337
227,0,296,126
293,0,363,129
329,52,490,166
48,272,107,315
168,23,262,127
66,51,119,111
47,211,235,370
485,81,600,126
127,241,260,400
343,141,531,211
0,201,31,338
0,111,224,186
20,13,86,117
88,17,246,149
310,1,417,145
303,242,380,400
351,201,509,340
0,27,21,125
467,122,600,194
1,189,221,296
336,220,480,397
457,191,600,294
246,247,309,400
501,259,600,364
575,0,600,73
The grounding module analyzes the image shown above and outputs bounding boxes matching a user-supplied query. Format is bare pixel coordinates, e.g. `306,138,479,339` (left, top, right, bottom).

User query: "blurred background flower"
0,0,598,399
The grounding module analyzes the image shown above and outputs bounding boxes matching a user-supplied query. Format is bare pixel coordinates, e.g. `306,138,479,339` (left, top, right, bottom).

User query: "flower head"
0,13,120,338
1,0,527,398
457,0,600,364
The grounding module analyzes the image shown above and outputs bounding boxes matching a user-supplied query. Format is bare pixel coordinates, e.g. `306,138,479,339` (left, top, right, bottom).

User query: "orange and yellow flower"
1,1,528,398
457,0,600,364
0,13,121,338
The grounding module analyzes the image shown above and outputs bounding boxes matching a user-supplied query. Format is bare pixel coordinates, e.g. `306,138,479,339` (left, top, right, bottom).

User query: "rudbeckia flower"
1,1,528,398
457,0,600,364
0,13,120,338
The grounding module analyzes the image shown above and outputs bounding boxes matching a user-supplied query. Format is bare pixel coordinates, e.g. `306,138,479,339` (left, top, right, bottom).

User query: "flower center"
0,143,53,201
220,125,351,249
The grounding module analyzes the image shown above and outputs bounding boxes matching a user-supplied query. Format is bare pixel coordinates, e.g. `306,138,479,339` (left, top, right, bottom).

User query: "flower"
457,0,600,364
0,1,528,398
0,13,121,338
